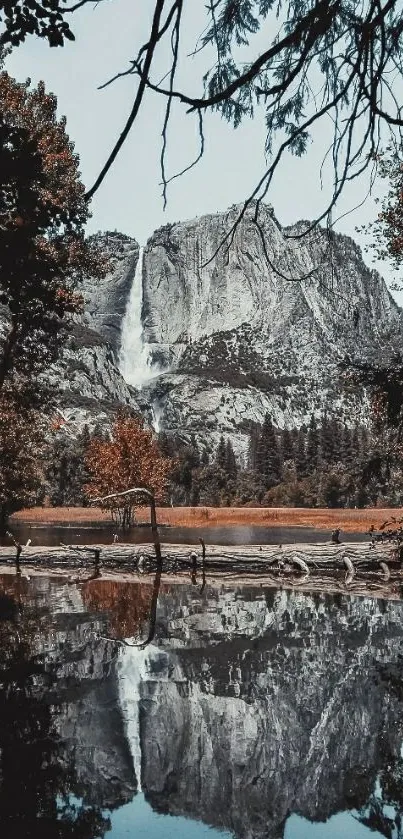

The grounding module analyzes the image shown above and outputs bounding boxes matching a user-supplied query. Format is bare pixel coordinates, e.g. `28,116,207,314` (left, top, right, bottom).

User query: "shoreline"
9,505,403,533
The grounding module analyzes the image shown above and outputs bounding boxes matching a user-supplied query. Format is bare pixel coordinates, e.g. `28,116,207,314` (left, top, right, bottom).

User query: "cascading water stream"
119,246,152,388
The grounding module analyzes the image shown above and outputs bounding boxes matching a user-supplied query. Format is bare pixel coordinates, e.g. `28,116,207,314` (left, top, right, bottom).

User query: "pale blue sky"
5,1,400,297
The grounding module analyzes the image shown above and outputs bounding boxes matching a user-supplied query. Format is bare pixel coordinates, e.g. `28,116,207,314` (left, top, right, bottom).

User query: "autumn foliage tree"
0,395,45,530
84,413,173,527
0,68,105,393
0,66,105,523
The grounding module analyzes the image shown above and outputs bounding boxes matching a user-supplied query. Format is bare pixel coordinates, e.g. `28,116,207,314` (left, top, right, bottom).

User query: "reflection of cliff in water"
2,574,403,838
0,575,136,837
133,586,403,839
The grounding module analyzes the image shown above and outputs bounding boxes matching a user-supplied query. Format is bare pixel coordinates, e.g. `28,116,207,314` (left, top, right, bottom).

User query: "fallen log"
0,539,397,576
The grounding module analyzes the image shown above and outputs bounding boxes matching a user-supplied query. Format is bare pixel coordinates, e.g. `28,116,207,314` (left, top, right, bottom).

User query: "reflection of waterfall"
119,247,153,388
118,644,161,791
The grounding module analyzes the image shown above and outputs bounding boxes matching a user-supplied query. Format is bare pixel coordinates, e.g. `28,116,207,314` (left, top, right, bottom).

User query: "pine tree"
351,424,361,461
200,448,209,466
359,425,370,460
306,415,319,474
340,424,354,469
225,439,237,479
295,429,308,479
215,435,227,470
256,414,282,489
248,421,261,471
280,428,294,467
319,415,335,464
329,418,343,463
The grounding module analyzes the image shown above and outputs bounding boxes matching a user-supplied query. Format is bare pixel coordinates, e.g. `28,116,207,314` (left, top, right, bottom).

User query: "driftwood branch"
88,487,154,503
60,543,102,567
6,530,22,570
89,487,161,564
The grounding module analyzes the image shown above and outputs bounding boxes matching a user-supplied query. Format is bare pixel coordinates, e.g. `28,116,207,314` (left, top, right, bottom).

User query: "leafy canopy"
3,0,403,234
0,69,105,391
0,394,45,529
84,412,173,508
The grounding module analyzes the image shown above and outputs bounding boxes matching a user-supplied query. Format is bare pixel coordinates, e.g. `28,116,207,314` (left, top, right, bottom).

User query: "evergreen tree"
295,429,308,479
248,421,261,472
46,426,91,506
351,424,361,462
280,428,294,467
225,439,237,479
317,471,342,508
215,435,227,470
359,425,370,460
319,414,335,464
340,424,354,469
194,464,229,507
306,415,319,474
329,418,343,463
200,448,209,466
256,414,282,489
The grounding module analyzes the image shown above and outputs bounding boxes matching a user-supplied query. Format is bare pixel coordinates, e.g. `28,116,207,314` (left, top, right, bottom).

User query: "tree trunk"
0,504,9,535
0,320,18,392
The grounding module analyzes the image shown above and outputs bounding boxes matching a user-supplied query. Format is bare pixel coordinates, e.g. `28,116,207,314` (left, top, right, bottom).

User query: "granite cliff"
2,207,401,447
138,204,403,454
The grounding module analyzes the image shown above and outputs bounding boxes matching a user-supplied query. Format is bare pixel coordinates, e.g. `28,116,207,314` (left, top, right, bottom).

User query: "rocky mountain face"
81,231,139,355
51,230,146,431
139,204,403,455
136,584,403,839
2,208,401,448
0,231,144,433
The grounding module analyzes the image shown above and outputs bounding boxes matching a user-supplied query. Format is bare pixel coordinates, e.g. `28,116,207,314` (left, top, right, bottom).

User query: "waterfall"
119,247,152,388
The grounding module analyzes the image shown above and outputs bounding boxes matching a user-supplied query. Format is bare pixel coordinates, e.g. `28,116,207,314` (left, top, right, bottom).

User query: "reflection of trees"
0,576,112,837
82,574,168,644
82,579,160,640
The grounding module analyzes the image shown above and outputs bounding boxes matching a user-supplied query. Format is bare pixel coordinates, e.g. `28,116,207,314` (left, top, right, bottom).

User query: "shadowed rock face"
51,231,144,432
81,231,140,355
136,586,403,839
0,231,144,434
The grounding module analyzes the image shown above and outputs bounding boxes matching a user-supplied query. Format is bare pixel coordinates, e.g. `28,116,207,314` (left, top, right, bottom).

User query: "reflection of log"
1,541,403,601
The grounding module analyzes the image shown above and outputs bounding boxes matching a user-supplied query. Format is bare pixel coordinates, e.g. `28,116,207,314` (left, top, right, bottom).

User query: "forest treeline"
45,412,400,510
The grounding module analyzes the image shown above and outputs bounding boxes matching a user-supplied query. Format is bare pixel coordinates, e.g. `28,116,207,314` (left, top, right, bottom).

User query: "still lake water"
0,523,367,547
0,572,400,839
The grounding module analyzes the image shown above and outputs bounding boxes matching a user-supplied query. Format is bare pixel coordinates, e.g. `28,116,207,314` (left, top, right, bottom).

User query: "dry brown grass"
10,505,403,532
156,506,402,532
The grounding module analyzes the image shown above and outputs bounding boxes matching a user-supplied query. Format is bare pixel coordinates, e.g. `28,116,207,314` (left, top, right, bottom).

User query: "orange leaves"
0,70,92,239
84,413,173,506
0,394,46,520
82,580,160,640
0,70,106,388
